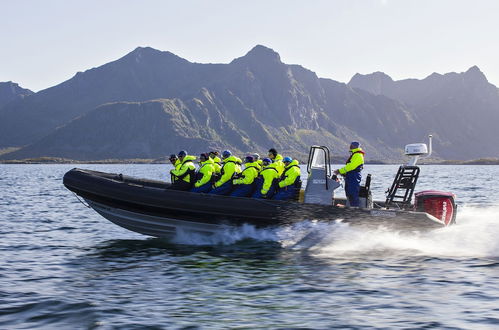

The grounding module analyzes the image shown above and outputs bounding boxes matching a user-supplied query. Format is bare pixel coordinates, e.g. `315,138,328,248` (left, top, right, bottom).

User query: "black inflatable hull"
63,168,447,238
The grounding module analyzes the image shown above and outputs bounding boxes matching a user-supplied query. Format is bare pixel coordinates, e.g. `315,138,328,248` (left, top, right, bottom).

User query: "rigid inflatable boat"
63,136,457,238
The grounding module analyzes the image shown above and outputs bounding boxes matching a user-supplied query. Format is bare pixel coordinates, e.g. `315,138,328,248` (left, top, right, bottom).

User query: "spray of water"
170,205,499,258
309,205,499,258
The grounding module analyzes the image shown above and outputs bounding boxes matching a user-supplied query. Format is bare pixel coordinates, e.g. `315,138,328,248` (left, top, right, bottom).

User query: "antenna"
422,134,433,159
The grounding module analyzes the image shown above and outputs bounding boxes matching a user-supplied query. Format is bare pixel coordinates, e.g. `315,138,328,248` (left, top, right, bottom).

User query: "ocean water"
1,164,499,329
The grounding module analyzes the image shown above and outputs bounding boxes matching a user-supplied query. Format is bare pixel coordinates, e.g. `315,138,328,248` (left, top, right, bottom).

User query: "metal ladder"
385,165,420,209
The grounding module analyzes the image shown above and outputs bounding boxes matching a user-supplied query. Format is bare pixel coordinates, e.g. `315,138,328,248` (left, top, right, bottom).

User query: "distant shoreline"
1,157,499,165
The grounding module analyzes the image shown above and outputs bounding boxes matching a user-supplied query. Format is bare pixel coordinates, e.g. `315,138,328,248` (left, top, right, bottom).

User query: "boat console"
304,145,372,208
304,146,340,205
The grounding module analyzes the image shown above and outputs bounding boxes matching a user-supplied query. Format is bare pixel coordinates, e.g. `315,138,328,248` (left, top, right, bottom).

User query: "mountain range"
1,45,498,161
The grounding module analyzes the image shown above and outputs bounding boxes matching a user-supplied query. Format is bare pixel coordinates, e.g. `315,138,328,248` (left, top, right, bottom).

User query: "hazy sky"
2,0,498,92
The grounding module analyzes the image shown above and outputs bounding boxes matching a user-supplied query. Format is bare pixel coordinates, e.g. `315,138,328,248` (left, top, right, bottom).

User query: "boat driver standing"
333,142,365,207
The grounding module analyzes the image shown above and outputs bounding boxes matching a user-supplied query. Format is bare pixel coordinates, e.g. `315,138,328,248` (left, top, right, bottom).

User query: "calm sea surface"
1,164,499,329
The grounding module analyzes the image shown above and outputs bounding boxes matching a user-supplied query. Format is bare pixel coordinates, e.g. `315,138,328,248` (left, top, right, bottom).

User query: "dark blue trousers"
208,182,233,195
190,182,212,193
345,171,362,207
251,178,276,199
273,186,298,201
230,184,255,197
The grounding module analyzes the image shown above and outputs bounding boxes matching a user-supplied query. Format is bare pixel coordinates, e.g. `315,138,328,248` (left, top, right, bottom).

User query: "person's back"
170,150,196,190
333,142,365,207
234,156,243,172
168,154,181,183
273,157,302,201
252,158,279,199
209,151,222,174
191,153,215,193
209,150,241,195
268,148,284,176
230,156,260,197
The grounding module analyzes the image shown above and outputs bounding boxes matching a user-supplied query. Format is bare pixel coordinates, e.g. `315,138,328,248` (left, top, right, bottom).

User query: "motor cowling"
414,190,457,225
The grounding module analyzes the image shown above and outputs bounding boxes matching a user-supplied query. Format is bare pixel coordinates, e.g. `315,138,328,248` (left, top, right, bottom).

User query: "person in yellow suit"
190,153,215,193
169,150,196,190
333,141,365,207
209,151,222,174
268,148,284,176
230,155,260,197
273,157,302,200
168,154,180,183
252,153,263,171
209,150,241,195
251,158,279,199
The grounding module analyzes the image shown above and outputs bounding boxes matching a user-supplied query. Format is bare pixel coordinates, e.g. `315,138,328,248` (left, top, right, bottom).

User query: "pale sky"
1,0,498,92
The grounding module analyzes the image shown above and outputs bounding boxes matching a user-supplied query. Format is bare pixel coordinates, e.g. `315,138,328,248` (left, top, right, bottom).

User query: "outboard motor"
414,191,457,225
304,146,341,205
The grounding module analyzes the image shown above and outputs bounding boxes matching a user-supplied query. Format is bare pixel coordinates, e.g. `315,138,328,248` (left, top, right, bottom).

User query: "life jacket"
221,160,237,177
258,166,279,188
175,158,196,183
220,158,241,179
255,159,263,171
345,149,365,172
273,154,285,176
234,164,259,185
258,166,278,178
195,162,212,181
279,161,302,188
210,156,222,174
244,165,259,172
214,156,241,186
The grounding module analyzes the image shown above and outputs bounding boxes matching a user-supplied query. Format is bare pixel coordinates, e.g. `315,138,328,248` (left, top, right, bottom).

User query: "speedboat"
63,136,457,238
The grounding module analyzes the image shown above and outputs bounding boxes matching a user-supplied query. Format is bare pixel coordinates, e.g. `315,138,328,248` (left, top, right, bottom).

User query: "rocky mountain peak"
0,81,34,108
463,65,488,84
348,71,394,95
122,46,189,66
350,71,393,83
231,45,282,65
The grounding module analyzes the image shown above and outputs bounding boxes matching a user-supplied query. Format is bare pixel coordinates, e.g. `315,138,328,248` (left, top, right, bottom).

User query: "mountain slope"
1,94,307,161
0,47,217,147
0,81,33,108
2,85,412,161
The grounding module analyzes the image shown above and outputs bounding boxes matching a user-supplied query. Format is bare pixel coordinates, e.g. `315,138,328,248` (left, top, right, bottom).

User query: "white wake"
303,205,499,258
170,205,499,258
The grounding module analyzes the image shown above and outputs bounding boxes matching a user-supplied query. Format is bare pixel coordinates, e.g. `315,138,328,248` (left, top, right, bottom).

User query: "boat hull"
87,200,223,238
63,168,447,238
